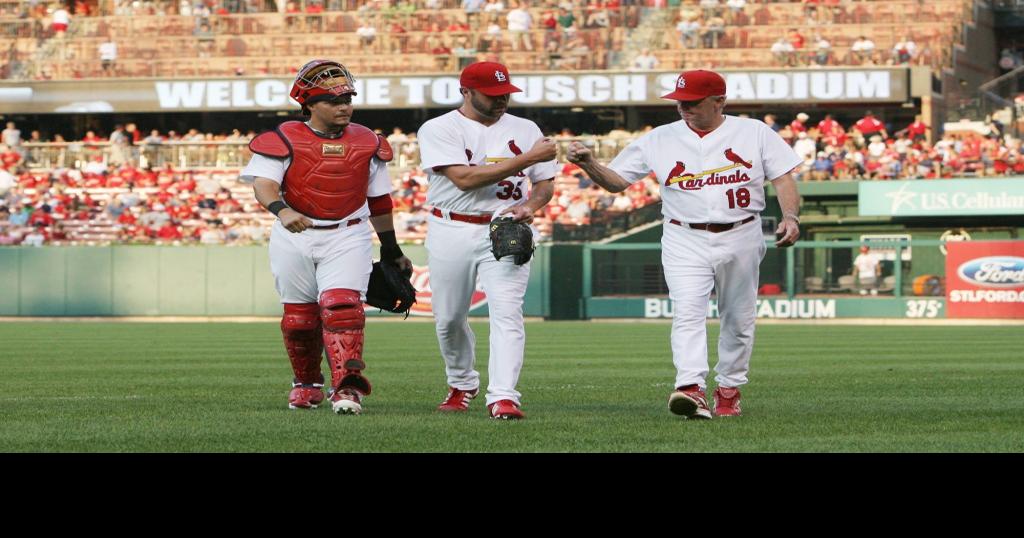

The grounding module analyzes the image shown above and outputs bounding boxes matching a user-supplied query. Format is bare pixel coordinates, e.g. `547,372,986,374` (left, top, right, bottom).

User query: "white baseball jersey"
240,153,392,226
610,115,802,223
853,253,880,281
418,110,558,214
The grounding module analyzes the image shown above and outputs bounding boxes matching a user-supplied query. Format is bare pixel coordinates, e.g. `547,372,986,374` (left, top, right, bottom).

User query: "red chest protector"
249,121,393,220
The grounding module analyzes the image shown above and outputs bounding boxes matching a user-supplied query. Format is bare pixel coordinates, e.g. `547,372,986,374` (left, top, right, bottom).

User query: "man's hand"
279,208,313,233
566,141,594,165
500,204,536,224
526,137,557,164
392,255,413,275
775,216,800,247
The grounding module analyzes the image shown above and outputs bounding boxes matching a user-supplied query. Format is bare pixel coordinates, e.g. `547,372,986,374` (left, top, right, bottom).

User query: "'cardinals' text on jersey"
609,115,802,223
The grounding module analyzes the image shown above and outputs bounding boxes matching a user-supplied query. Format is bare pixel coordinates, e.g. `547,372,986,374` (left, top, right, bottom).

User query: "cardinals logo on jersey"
666,161,690,183
666,148,753,189
484,139,526,177
724,148,752,169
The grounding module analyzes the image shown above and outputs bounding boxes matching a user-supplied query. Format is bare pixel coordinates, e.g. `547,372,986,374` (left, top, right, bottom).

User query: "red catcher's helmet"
290,59,357,111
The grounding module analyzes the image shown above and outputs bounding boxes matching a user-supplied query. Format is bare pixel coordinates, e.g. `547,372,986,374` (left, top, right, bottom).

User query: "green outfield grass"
1,321,1021,452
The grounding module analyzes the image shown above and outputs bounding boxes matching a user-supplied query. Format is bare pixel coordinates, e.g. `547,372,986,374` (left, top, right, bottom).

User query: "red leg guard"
320,289,372,396
281,303,324,386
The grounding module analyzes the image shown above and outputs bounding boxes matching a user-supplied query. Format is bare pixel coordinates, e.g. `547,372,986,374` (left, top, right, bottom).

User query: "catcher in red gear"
242,59,413,416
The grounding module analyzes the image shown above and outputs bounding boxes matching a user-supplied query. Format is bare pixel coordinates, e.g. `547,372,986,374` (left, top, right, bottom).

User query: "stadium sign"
945,242,1024,318
644,298,837,319
0,69,911,113
586,297,947,318
859,179,1024,217
403,265,488,317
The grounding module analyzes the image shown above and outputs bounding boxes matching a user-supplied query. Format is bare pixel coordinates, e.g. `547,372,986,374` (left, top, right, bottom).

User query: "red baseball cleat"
713,386,742,417
668,384,712,419
488,399,525,420
330,388,363,415
288,383,325,410
438,387,479,412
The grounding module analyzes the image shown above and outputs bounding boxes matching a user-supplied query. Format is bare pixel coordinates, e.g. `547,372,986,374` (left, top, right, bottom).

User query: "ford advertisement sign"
945,242,1024,318
956,257,1024,288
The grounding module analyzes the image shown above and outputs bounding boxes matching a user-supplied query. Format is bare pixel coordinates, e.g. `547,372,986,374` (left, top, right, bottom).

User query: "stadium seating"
0,0,974,80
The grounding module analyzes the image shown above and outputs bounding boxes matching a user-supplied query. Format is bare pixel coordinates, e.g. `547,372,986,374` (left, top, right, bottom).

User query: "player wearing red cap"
417,61,558,420
567,70,803,419
242,59,412,415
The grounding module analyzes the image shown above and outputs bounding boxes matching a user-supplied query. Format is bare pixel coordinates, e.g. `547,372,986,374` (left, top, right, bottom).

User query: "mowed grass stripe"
0,322,1021,452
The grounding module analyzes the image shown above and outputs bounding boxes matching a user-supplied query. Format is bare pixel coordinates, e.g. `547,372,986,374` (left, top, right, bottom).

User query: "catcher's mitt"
489,217,534,265
366,261,417,317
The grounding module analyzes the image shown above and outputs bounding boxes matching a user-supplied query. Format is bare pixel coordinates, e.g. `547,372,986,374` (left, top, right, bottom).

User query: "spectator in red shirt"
117,210,137,226
50,222,69,242
134,167,157,187
789,112,809,134
28,205,55,227
169,202,194,220
787,28,805,50
854,111,888,140
82,130,102,147
1,145,22,169
177,174,197,193
447,16,472,32
107,174,127,188
156,220,183,241
816,114,841,136
17,172,37,188
905,116,929,142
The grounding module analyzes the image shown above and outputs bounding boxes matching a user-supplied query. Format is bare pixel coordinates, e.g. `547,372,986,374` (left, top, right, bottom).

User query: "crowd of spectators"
0,122,663,247
668,0,947,68
4,110,1023,247
2,0,963,80
763,112,1024,181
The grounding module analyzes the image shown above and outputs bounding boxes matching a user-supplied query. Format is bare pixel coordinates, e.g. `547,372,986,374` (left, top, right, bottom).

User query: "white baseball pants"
662,217,766,390
426,214,530,406
269,220,373,303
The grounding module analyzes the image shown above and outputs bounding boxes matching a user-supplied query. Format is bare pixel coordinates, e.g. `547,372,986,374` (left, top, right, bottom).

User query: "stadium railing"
19,135,636,171
552,201,662,242
580,238,958,309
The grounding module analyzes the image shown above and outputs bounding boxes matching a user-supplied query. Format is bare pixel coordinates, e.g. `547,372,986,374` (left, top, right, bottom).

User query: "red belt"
668,215,755,233
431,207,492,225
311,218,363,230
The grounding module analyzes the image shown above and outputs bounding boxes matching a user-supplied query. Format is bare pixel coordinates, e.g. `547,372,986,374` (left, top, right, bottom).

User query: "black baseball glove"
366,261,417,317
489,217,534,266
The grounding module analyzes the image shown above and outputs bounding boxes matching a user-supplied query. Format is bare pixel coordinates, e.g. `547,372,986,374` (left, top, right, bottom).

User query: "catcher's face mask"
290,60,357,111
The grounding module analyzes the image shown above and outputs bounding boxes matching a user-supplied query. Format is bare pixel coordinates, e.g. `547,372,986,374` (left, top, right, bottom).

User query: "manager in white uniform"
567,69,803,419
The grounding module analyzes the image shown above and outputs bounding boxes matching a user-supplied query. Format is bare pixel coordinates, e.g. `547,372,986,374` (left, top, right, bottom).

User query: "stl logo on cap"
661,69,727,101
460,61,523,96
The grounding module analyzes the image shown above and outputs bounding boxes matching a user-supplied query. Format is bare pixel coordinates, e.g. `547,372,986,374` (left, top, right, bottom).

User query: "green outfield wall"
0,245,549,317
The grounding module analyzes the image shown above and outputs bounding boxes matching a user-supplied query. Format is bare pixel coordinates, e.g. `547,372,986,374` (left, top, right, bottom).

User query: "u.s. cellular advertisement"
945,241,1024,318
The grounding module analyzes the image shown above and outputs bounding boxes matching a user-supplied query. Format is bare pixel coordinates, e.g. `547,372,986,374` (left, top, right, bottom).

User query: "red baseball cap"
460,61,522,96
662,70,727,101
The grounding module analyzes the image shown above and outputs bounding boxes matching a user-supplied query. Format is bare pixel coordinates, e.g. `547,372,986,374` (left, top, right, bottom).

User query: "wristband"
378,231,404,261
783,213,800,224
268,201,287,216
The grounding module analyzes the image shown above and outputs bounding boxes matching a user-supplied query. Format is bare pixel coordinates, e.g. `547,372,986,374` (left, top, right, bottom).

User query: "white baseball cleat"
668,385,712,420
330,389,363,415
